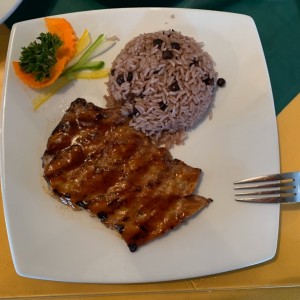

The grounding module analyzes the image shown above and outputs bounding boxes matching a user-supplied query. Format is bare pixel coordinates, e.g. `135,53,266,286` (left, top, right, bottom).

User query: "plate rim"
0,7,280,283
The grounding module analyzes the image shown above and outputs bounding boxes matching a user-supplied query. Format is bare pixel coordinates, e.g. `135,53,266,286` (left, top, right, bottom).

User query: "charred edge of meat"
51,121,71,135
114,224,125,233
75,200,90,209
128,243,138,252
97,212,108,222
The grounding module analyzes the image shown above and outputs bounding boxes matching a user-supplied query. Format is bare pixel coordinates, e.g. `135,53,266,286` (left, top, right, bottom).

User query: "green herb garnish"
19,32,63,82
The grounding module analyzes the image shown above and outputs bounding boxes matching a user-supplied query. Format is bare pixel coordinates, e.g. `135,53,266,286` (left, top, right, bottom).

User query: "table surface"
1,0,300,299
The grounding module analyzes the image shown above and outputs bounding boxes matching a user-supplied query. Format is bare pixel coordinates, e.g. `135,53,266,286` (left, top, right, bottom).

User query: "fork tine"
234,171,295,184
234,181,294,190
236,195,298,203
235,189,295,196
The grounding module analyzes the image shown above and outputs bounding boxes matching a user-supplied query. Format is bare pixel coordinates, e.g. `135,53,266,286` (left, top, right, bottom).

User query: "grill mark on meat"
42,98,212,252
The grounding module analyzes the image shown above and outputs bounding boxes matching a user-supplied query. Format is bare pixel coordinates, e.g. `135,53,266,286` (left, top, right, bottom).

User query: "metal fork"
234,171,300,203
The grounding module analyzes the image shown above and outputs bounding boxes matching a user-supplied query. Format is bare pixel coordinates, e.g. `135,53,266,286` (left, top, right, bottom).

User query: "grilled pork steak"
42,98,212,252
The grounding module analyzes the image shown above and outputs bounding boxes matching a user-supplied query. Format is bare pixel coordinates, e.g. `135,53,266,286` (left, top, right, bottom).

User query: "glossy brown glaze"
42,98,212,252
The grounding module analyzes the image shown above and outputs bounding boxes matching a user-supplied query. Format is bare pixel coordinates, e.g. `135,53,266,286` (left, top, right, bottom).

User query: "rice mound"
106,30,217,147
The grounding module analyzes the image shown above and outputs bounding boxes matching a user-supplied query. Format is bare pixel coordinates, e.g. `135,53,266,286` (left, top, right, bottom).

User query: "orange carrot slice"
45,17,77,63
13,57,68,89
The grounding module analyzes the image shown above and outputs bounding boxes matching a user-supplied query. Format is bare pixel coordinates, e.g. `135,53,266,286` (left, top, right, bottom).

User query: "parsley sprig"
19,32,63,82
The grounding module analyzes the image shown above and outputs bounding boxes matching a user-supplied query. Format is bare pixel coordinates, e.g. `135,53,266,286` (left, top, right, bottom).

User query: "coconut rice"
106,30,218,147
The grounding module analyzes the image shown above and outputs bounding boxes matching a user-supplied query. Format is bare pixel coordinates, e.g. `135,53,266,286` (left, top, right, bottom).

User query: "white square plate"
1,8,279,283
